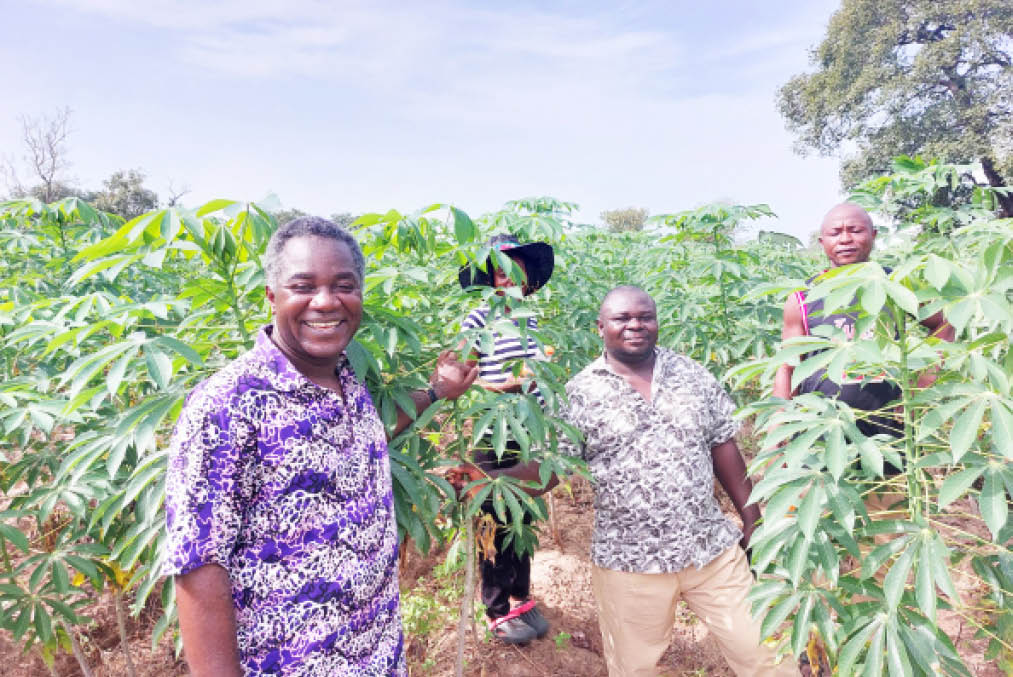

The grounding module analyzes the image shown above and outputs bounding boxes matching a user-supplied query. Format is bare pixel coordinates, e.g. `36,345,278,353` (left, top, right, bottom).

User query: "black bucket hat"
458,234,554,295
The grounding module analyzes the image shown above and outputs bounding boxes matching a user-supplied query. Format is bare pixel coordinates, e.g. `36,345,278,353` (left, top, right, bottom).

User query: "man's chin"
301,338,353,361
612,345,654,362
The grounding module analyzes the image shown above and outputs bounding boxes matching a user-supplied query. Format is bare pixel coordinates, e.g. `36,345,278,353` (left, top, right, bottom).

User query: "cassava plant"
729,162,1012,675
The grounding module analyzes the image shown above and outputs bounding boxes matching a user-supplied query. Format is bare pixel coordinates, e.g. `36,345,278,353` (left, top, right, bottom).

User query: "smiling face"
819,204,876,267
265,235,363,376
598,288,658,364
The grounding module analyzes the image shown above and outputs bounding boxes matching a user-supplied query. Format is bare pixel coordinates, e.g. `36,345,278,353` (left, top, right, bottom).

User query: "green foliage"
647,203,807,389
778,0,1013,213
729,165,1012,674
1,167,1008,674
758,230,805,250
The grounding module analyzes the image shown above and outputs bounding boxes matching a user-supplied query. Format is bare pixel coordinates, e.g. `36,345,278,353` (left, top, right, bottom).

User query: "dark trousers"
475,440,532,619
480,501,532,619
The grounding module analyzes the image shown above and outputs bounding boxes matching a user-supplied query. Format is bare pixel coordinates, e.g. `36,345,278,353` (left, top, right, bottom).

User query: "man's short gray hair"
264,216,365,288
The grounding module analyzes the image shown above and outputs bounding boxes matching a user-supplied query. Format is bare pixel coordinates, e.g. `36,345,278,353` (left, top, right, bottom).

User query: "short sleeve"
460,307,487,331
701,367,739,448
163,388,251,577
553,386,586,460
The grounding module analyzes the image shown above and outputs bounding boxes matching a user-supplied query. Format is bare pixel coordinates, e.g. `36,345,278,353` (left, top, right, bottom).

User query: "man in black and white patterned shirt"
558,286,797,677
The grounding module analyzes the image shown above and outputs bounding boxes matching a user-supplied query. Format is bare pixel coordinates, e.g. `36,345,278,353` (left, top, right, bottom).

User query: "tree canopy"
778,0,1013,215
90,169,159,219
601,206,649,232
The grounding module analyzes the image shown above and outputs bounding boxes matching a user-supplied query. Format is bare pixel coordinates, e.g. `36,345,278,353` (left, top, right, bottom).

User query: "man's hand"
445,463,485,501
431,350,478,400
389,351,478,440
740,521,755,552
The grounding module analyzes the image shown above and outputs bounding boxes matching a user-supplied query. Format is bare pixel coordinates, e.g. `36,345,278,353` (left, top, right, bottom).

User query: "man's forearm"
478,377,526,393
390,389,438,439
712,439,760,541
176,564,242,677
772,364,794,400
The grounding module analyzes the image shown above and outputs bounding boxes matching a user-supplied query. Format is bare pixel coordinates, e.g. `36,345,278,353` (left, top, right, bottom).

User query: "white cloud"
47,0,678,86
9,0,845,240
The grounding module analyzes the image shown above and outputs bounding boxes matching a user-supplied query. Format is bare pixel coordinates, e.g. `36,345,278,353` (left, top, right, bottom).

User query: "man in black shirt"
774,203,953,420
773,203,953,675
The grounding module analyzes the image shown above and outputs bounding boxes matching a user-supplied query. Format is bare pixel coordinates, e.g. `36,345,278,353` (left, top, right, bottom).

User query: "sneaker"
488,616,537,645
517,604,549,639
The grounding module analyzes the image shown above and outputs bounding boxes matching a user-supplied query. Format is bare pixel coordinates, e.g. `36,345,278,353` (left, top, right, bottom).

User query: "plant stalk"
895,310,923,521
114,589,138,677
453,395,476,677
61,621,94,677
455,518,476,677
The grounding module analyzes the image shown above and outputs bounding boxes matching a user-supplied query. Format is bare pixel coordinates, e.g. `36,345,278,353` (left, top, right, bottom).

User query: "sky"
0,0,845,240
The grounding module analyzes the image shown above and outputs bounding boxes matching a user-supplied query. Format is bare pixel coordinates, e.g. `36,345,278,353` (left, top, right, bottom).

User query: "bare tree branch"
19,107,73,203
166,179,191,207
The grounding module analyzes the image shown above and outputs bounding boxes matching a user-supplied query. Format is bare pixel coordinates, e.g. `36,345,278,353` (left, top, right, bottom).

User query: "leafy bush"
730,164,1012,675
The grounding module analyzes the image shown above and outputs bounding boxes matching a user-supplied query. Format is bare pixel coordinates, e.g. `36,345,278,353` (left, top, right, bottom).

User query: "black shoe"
518,604,549,639
488,616,537,645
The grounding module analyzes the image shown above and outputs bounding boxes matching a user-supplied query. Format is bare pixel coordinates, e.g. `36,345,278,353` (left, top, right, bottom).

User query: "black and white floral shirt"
558,347,741,573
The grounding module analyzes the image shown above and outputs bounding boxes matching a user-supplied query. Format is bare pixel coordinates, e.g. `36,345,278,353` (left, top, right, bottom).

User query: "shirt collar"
252,325,353,392
590,347,661,377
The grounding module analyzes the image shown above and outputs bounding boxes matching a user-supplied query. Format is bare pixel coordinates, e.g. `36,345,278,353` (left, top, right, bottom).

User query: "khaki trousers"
591,545,798,677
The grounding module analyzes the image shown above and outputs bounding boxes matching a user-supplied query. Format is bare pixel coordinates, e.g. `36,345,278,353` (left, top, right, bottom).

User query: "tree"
2,107,80,202
330,212,357,228
90,169,159,219
601,207,649,232
165,179,190,207
778,0,1013,216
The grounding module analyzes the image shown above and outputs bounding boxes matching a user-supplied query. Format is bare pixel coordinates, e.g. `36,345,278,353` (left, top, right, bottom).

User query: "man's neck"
266,330,343,393
605,350,656,402
605,349,656,379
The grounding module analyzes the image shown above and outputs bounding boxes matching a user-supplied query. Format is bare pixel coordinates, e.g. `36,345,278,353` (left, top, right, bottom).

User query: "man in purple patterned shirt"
164,216,477,676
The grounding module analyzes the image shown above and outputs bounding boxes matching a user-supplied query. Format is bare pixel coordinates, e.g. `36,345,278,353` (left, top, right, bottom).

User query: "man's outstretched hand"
430,350,478,400
445,463,485,501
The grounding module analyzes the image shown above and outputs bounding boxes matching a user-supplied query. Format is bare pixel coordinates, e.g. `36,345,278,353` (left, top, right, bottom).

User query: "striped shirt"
461,305,545,406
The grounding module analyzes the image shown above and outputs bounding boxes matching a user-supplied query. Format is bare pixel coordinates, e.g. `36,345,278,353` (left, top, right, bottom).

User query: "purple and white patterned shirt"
164,327,405,676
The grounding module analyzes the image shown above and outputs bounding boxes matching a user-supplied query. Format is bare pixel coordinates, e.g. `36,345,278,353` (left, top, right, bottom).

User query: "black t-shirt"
796,271,904,473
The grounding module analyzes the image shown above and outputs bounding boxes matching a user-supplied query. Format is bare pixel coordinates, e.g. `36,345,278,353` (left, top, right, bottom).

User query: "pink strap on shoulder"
794,290,809,336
